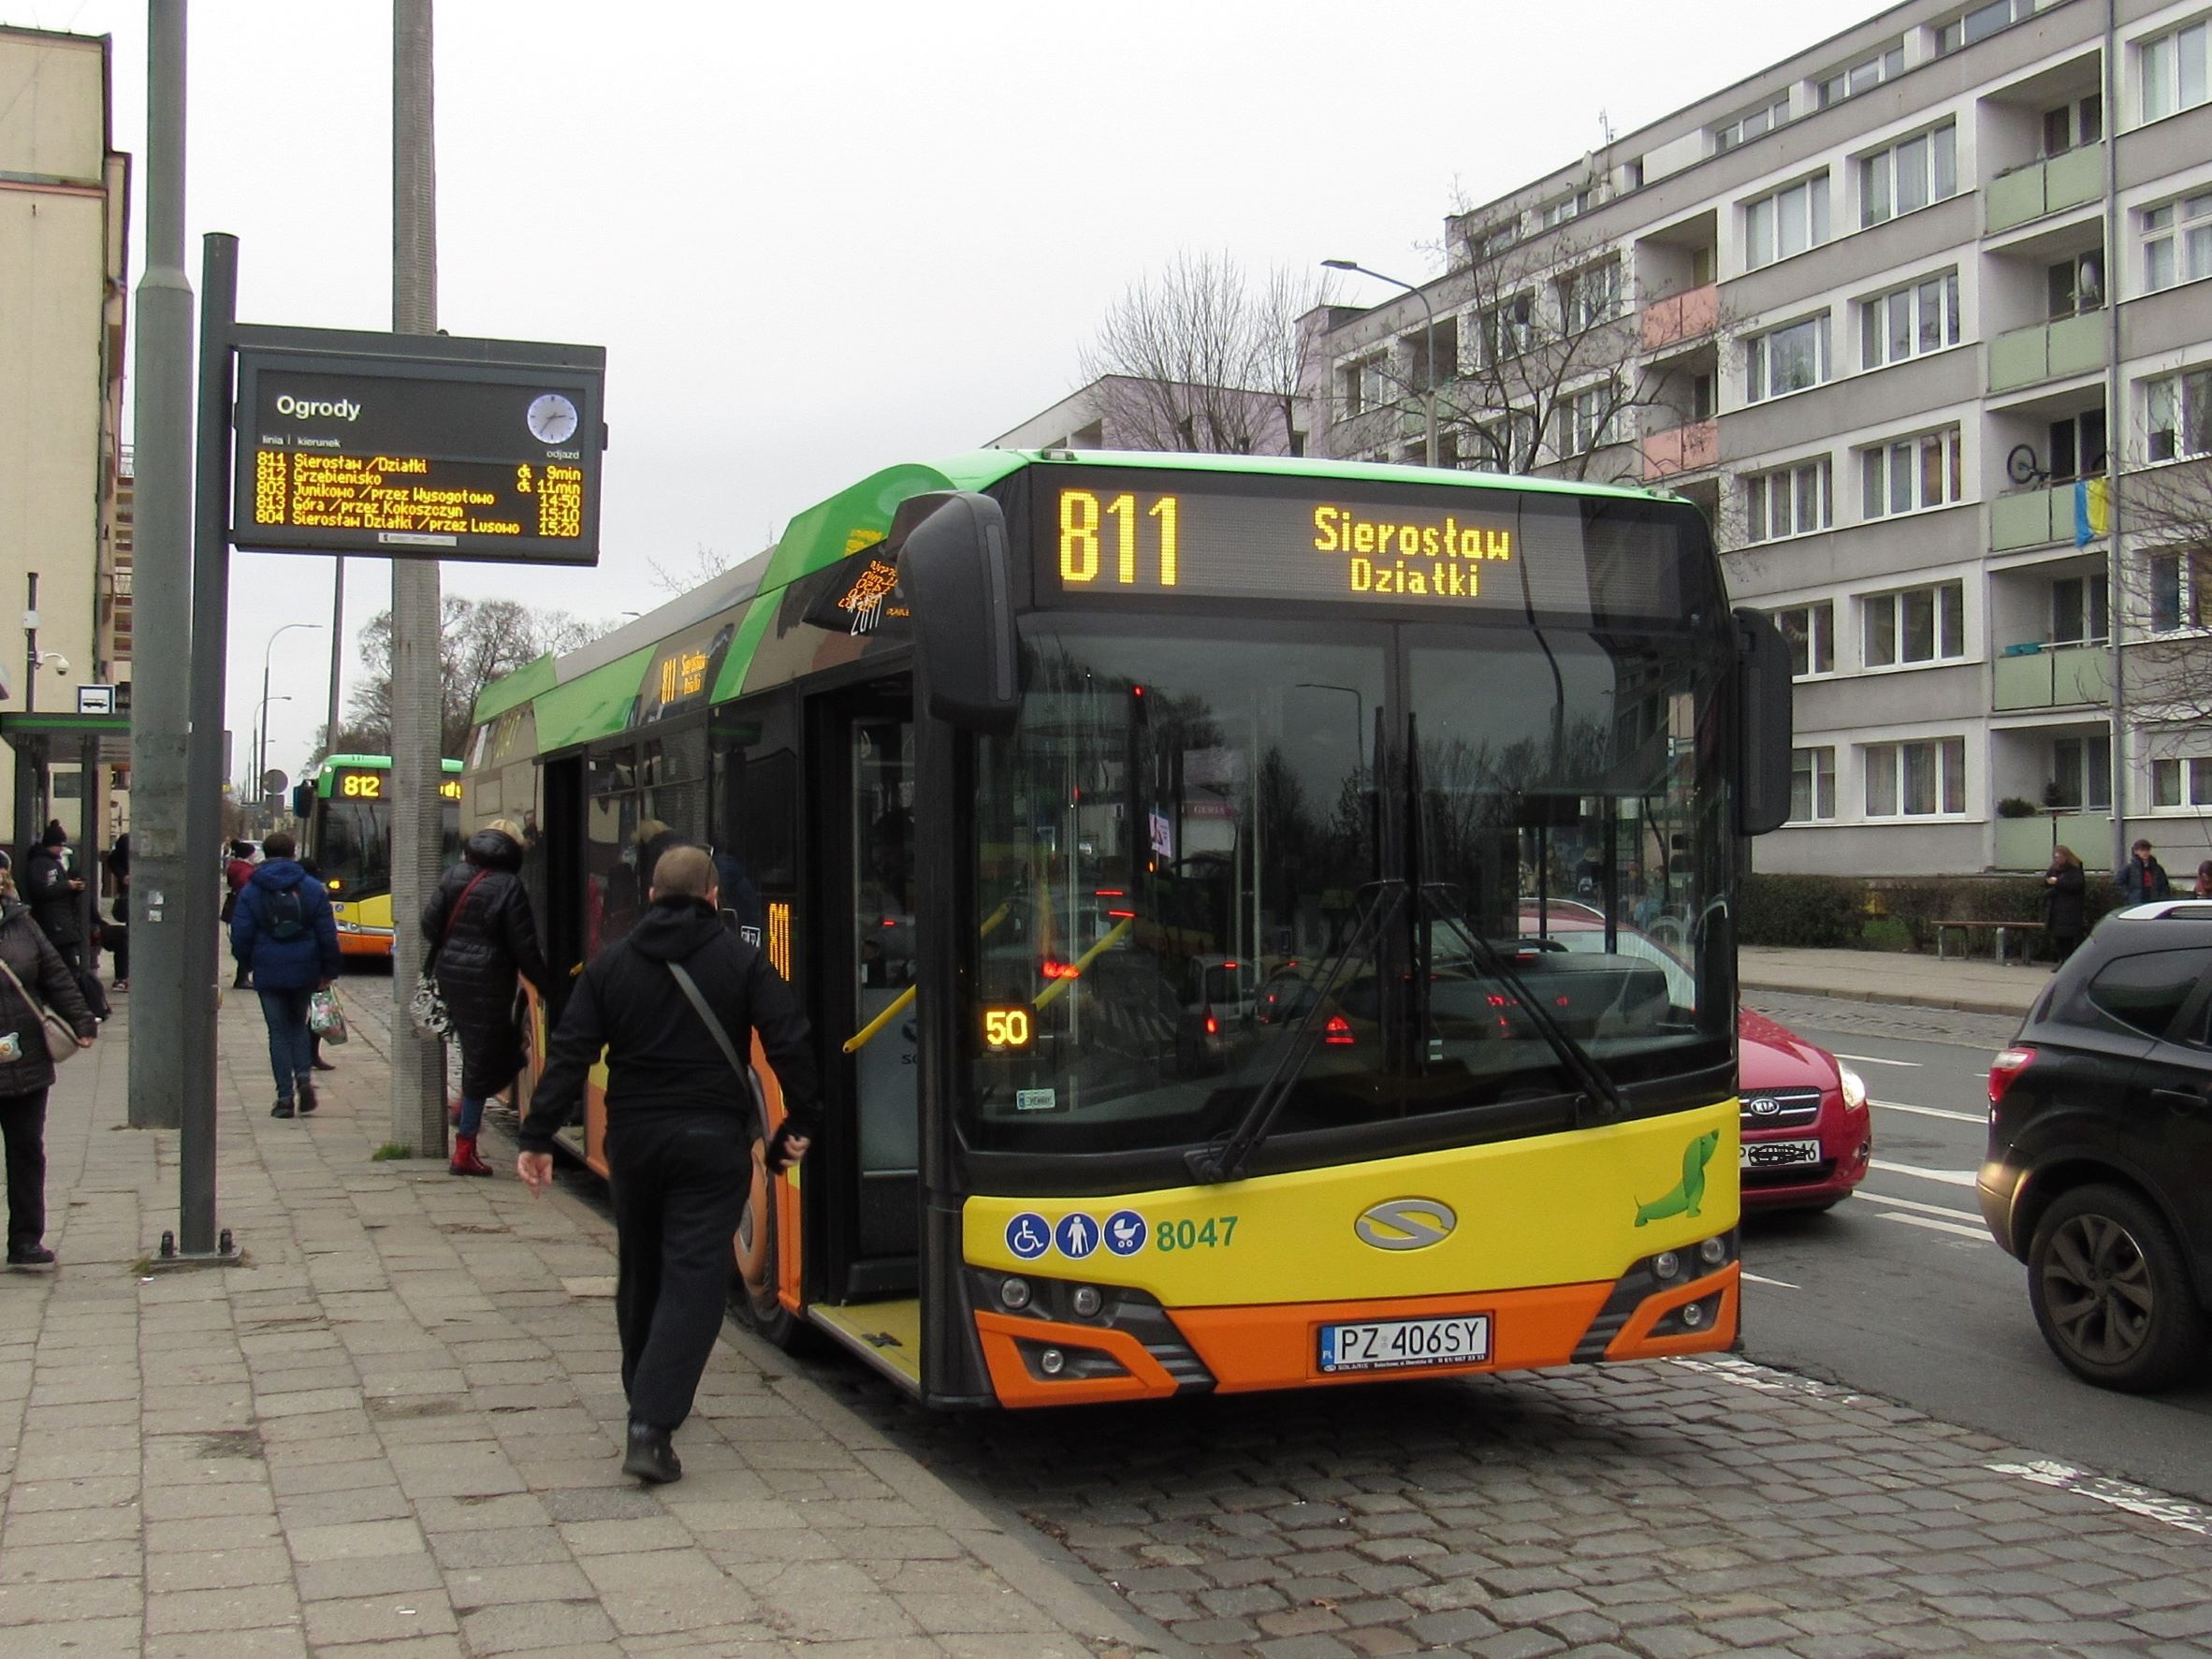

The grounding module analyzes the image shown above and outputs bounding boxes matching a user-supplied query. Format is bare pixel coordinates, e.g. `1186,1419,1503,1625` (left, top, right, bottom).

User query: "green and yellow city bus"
298,754,464,958
465,450,1791,1409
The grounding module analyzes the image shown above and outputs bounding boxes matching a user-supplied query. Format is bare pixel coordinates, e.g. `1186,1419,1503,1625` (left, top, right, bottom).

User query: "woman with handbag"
421,820,554,1177
0,866,97,1269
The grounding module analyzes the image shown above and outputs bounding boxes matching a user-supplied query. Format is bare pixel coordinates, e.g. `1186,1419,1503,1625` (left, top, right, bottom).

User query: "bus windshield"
963,610,1733,1157
314,788,463,894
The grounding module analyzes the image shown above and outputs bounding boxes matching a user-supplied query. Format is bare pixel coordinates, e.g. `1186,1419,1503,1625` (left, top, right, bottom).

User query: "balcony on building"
1989,718,2113,871
1988,397,2107,549
1978,50,2105,238
1985,222,2105,396
1633,211,1718,360
1989,547,2111,711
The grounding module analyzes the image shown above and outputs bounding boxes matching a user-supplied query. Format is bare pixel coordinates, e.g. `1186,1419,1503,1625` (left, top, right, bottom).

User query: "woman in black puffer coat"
0,868,97,1267
422,821,554,1177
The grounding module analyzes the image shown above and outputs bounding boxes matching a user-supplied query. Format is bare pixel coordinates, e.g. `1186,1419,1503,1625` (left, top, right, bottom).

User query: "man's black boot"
621,1422,681,1485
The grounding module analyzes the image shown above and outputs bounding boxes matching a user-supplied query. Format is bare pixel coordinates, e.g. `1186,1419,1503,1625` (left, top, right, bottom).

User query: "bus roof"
315,754,463,795
468,448,1685,751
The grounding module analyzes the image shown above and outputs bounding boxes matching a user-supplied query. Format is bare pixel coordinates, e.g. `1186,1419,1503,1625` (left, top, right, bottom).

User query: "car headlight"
1839,1066,1868,1112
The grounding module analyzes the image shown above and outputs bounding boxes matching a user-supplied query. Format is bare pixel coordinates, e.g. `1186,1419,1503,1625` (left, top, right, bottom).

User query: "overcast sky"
16,0,1882,779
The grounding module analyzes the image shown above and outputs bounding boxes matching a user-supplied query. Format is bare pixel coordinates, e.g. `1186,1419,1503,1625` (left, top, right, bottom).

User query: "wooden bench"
1934,919,2045,964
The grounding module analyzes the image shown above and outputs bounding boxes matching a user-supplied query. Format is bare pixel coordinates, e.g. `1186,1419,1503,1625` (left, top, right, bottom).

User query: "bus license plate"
1742,1139,1822,1171
1317,1315,1491,1375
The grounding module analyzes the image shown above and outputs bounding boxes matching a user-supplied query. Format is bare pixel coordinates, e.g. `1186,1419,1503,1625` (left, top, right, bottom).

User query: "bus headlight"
1000,1277,1031,1311
1653,1251,1681,1281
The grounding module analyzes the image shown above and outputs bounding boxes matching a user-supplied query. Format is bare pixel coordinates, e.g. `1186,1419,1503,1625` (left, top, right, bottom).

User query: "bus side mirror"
290,782,313,820
896,492,1021,735
1734,607,1793,837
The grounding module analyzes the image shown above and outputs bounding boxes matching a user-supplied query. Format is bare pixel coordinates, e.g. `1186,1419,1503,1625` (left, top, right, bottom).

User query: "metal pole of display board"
126,0,192,1133
389,0,447,1156
175,230,240,1261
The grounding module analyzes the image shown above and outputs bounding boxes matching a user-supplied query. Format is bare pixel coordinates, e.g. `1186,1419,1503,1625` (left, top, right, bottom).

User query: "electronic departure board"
1027,469,1683,618
231,332,605,565
330,768,461,804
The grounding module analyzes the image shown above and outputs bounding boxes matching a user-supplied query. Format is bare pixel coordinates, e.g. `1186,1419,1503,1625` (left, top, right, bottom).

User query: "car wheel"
732,1083,802,1349
2027,1184,2208,1393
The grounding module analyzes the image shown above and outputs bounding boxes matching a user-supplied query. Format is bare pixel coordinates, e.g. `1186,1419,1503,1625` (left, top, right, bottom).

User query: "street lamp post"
256,622,321,791
1323,259,1439,469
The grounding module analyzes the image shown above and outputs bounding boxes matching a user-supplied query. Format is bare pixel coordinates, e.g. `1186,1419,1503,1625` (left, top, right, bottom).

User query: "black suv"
1978,901,2212,1392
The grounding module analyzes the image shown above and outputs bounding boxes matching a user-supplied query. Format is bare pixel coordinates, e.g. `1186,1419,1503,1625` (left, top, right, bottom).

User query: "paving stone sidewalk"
0,982,1165,1658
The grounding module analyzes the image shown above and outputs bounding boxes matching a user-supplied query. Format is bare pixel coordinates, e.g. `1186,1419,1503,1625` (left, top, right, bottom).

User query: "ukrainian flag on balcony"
2074,476,2110,546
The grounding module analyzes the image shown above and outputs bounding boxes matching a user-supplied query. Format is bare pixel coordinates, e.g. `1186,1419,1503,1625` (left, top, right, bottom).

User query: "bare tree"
343,596,604,758
2116,454,2212,722
648,542,736,597
1079,252,1330,455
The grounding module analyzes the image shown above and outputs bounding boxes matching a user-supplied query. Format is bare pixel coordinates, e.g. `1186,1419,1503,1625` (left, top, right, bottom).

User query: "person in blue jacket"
228,830,341,1119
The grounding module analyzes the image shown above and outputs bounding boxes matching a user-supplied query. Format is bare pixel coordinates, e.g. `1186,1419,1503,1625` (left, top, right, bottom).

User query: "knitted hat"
40,821,67,846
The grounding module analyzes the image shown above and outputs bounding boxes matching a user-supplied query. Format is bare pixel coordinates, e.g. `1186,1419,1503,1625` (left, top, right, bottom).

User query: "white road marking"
1740,1270,1799,1289
1880,1212,1992,1242
1670,1354,1860,1403
1835,1052,1921,1068
1858,1190,1984,1225
1989,1459,2212,1537
1870,1099,1986,1126
1872,1157,1978,1186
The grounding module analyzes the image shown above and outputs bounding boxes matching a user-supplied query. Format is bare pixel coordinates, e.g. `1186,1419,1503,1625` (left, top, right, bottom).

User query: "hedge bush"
1742,871,2130,953
1739,874,1865,948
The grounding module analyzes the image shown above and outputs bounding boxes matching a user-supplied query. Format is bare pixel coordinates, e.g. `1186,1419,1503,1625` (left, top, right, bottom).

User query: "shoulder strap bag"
666,959,748,1083
409,869,490,1039
0,951,81,1067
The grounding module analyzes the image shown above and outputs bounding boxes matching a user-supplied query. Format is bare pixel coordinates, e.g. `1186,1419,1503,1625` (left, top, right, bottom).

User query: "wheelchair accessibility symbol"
1005,1212,1051,1261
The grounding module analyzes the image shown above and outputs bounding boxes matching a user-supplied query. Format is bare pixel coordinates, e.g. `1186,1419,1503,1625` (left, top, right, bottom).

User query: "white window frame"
1859,427,1965,520
1859,269,1962,370
2145,367,2212,463
1479,292,1534,366
1745,313,1831,402
2144,546,2212,633
1936,0,2038,57
2140,20,2209,124
1745,463,1835,547
2150,754,2212,809
1861,578,1967,669
1862,736,1968,819
1558,260,1622,331
1773,599,1837,676
1790,747,1839,822
2049,733,2113,811
1859,122,1959,228
1560,381,1622,459
2144,191,2212,293
1744,173,1831,270
1716,96,1790,153
1818,44,1905,109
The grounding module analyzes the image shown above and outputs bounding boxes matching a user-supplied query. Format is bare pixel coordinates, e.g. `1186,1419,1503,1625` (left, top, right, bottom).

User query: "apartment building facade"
0,26,131,851
1308,0,2212,878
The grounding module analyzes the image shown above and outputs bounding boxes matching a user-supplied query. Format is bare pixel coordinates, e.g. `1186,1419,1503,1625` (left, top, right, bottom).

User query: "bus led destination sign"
1038,470,1598,614
231,333,604,565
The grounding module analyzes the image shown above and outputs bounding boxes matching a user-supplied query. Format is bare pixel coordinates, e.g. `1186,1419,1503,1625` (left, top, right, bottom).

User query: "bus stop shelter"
4,707,130,949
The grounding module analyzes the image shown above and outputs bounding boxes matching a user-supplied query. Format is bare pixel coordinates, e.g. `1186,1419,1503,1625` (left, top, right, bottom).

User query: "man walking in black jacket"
517,844,819,1484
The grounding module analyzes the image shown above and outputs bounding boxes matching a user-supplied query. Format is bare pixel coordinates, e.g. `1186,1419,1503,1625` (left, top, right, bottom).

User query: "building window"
1746,462,1835,546
1863,579,1966,667
1819,44,1905,109
1745,313,1831,401
1557,259,1622,331
1774,600,1836,675
1535,191,1588,230
2051,565,2109,643
2141,20,2209,124
2045,408,2107,482
1338,356,1386,417
2151,755,2212,808
1405,316,1459,390
1860,269,1961,370
1936,0,2038,57
1860,123,1959,227
2146,368,2212,462
1479,293,1533,365
1860,428,1963,518
1716,96,1791,153
1864,737,1967,817
1790,747,1838,821
2050,735,2113,810
1560,382,1621,458
2144,192,2212,293
2046,250,2104,319
2042,94,2103,154
1744,174,1830,270
2145,547,2212,631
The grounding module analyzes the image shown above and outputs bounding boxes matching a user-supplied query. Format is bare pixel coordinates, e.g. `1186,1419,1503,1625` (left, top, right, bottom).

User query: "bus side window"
713,735,796,943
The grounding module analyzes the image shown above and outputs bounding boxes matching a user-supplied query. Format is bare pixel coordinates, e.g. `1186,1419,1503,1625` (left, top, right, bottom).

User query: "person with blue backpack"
228,830,341,1119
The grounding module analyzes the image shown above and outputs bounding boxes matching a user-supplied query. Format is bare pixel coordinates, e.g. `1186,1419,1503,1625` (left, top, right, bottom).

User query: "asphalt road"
1740,988,2212,1506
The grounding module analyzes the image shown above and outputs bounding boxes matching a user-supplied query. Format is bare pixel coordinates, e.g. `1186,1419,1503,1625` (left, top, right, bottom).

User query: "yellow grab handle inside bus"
841,899,1015,1055
1031,916,1132,1011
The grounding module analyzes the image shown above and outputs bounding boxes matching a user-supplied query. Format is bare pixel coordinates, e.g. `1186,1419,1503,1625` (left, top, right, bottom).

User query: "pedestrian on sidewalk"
2042,844,2088,966
421,819,554,1177
103,833,128,992
2194,860,2212,898
517,844,819,1486
297,853,336,1075
2116,838,2173,906
22,822,106,1021
224,840,256,989
228,830,340,1120
0,866,98,1269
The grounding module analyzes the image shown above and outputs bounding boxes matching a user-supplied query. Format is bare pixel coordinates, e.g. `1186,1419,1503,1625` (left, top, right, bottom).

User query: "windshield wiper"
1421,881,1628,1126
1186,879,1405,1185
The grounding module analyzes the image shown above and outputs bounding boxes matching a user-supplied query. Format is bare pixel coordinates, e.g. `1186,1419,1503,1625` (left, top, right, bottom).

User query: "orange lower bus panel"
337,932,390,958
1603,1264,1739,1360
974,1311,1182,1407
1175,1282,1619,1393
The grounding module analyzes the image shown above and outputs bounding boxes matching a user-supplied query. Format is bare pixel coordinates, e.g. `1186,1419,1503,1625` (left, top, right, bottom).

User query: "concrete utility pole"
389,0,446,1154
126,0,193,1131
